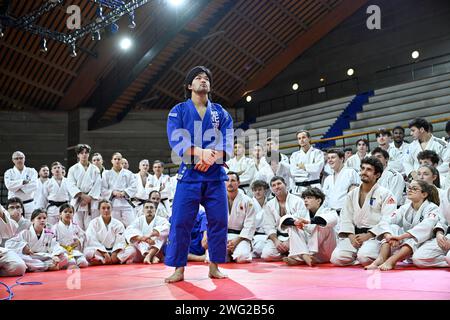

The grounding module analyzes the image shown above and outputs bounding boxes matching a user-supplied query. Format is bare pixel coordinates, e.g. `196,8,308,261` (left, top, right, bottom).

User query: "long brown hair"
413,180,440,206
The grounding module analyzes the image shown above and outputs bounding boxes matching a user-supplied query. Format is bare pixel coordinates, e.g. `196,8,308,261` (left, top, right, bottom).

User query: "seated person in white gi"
250,180,270,258
222,172,256,263
322,148,360,213
261,176,308,261
5,208,68,272
279,187,339,267
0,204,27,277
51,204,88,268
366,180,440,270
5,198,31,234
125,200,170,264
371,147,405,206
412,186,450,268
331,157,397,267
84,200,136,265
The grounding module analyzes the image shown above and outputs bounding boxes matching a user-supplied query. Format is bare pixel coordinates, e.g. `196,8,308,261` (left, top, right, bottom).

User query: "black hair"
361,156,384,178
184,66,213,99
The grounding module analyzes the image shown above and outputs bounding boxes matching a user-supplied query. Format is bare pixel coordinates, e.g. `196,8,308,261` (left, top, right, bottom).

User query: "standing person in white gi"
146,160,172,214
289,130,324,195
404,118,448,179
34,165,49,210
251,143,273,185
365,180,440,270
279,187,339,266
345,139,369,172
84,200,136,265
330,157,397,267
5,209,68,272
38,162,71,226
373,129,404,173
101,152,137,227
371,147,405,206
51,204,88,268
226,141,256,194
148,190,171,219
67,144,102,231
264,137,289,164
412,186,450,267
322,149,360,214
250,180,270,258
92,152,106,177
220,172,256,263
121,158,129,170
4,151,38,220
132,159,151,216
125,200,170,264
261,176,309,261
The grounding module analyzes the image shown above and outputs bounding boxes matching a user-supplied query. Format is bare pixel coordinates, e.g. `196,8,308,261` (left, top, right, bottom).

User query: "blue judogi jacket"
167,99,233,182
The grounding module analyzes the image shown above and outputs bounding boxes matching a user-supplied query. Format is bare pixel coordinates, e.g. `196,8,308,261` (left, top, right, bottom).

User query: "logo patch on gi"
169,112,177,117
387,197,395,205
211,110,220,129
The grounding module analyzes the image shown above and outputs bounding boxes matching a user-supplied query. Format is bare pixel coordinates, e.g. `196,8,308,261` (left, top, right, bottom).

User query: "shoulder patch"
434,138,447,147
168,112,177,117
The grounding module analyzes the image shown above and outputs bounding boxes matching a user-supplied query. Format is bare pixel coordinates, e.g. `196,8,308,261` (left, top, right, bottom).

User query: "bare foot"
165,267,185,283
302,254,315,267
282,256,302,266
143,254,153,264
208,263,228,279
47,263,60,271
151,255,160,264
365,257,384,270
378,259,396,271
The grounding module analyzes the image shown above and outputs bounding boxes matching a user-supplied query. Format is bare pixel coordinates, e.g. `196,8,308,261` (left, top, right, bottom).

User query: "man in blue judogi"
165,66,233,283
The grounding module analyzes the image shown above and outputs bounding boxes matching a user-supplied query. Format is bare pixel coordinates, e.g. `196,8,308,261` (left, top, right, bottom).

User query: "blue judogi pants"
165,180,228,267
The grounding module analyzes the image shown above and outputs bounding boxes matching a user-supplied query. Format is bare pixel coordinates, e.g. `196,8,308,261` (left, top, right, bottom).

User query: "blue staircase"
315,91,374,150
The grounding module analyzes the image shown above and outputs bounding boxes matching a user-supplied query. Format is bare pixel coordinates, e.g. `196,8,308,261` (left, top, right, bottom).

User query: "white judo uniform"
345,153,368,172
331,184,397,266
67,162,102,230
0,207,26,276
146,173,172,214
132,173,150,216
377,168,405,206
124,215,170,262
226,156,256,193
289,147,324,195
227,190,257,263
4,166,38,219
322,167,360,211
262,194,309,261
5,226,68,272
101,168,137,227
255,159,292,191
386,200,440,254
84,216,136,264
251,197,268,258
279,206,339,263
51,221,88,268
412,188,450,267
39,177,72,226
403,136,448,176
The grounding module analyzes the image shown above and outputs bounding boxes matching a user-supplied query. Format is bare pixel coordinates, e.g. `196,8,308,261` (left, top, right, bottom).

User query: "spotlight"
70,44,77,58
292,83,299,91
96,6,103,23
320,77,325,82
0,27,4,38
246,95,252,103
40,38,48,53
347,68,354,76
119,37,132,50
110,23,119,33
128,12,136,29
411,50,419,59
168,0,185,6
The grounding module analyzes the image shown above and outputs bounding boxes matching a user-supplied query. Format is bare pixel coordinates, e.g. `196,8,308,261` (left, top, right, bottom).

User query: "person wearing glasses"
365,180,440,271
4,151,38,220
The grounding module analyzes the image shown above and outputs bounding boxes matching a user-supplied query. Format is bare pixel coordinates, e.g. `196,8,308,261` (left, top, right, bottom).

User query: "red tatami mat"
1,261,449,300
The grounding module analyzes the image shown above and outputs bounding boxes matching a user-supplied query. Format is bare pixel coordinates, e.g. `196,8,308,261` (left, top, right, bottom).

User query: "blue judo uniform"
165,98,233,267
189,209,208,256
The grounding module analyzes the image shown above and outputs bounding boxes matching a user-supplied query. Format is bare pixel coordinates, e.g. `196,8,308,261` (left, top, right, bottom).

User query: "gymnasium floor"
1,260,449,300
